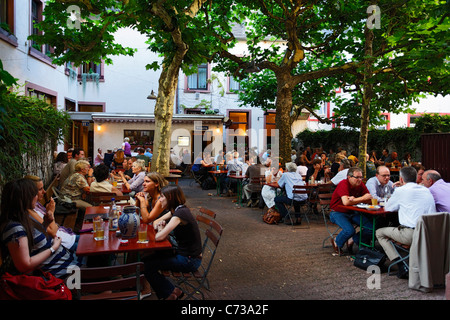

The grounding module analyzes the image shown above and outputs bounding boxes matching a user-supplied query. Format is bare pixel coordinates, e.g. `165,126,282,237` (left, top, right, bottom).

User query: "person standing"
122,137,132,157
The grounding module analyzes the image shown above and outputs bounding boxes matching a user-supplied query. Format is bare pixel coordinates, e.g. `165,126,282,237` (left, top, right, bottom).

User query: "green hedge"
0,63,70,188
295,114,450,161
295,127,421,160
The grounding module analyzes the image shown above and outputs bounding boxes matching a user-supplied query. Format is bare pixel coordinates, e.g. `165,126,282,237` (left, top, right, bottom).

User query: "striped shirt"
2,220,80,279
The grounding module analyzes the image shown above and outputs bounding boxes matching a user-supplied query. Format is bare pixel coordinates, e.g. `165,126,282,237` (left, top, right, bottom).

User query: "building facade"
1,0,447,163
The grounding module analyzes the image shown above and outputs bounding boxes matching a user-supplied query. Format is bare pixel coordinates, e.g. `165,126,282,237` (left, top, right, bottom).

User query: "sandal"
166,287,184,300
330,238,344,256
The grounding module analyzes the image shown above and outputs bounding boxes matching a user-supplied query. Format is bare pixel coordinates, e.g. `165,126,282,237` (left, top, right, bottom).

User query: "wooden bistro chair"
76,262,145,300
285,185,311,229
87,192,130,206
162,219,223,300
319,192,340,249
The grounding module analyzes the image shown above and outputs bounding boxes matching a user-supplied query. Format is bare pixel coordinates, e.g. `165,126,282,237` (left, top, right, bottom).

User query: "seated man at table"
422,170,450,213
331,158,352,186
222,152,245,195
365,166,395,203
329,167,373,255
274,162,307,223
376,166,436,279
242,157,265,207
90,163,123,196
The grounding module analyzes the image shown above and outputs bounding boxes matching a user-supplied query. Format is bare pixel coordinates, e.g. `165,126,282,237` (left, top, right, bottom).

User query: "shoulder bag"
353,247,386,271
263,208,281,225
0,269,72,300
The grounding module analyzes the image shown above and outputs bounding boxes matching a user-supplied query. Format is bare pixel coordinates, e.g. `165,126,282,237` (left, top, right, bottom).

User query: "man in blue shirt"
274,162,307,223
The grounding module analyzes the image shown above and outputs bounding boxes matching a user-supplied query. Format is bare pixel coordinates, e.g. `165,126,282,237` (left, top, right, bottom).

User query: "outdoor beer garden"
0,0,449,305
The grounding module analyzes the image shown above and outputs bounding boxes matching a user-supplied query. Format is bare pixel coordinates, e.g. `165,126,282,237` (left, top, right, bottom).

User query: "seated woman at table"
25,175,79,252
135,172,169,223
118,159,146,195
90,163,123,196
60,160,94,210
143,185,202,300
261,166,283,209
0,178,81,279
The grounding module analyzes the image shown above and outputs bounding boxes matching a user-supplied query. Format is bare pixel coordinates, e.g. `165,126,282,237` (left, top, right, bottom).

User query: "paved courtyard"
175,177,446,301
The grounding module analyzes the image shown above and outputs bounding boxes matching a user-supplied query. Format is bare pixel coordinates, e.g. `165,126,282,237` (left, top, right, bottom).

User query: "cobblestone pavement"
177,178,446,301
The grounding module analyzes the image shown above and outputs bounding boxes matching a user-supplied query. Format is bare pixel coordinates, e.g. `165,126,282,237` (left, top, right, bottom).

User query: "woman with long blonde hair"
135,172,169,223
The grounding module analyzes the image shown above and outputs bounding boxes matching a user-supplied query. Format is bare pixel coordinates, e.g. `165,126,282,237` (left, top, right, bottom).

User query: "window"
265,112,276,148
229,76,241,93
0,0,13,34
26,83,57,107
65,99,76,111
29,0,52,60
78,61,104,82
78,103,104,112
187,64,208,90
227,111,249,153
408,115,421,128
375,113,390,130
124,130,154,147
229,112,248,134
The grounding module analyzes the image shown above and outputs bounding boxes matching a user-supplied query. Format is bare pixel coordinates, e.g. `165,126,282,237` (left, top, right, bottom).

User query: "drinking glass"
138,224,148,243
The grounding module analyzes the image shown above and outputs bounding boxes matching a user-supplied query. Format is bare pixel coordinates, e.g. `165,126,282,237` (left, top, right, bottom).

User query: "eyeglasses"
351,175,363,180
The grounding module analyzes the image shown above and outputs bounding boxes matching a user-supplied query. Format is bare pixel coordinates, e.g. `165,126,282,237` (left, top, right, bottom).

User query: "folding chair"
162,219,223,300
76,262,145,300
190,169,204,187
285,185,310,228
198,207,217,219
320,192,340,248
387,240,410,276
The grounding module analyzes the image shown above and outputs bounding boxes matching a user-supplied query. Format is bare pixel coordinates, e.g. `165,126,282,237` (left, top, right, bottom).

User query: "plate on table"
356,204,380,210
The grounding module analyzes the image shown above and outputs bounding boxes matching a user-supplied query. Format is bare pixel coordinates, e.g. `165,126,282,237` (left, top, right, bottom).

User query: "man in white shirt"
365,166,395,202
331,158,351,185
376,166,436,279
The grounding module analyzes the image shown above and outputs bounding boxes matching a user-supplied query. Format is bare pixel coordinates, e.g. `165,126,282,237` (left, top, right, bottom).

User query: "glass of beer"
94,221,105,241
138,224,148,243
371,198,378,206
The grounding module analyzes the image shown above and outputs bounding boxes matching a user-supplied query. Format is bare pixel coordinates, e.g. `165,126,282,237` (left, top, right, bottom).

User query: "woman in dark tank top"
143,185,202,300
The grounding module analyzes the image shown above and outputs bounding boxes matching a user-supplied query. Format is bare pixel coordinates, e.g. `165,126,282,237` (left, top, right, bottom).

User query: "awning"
91,113,225,124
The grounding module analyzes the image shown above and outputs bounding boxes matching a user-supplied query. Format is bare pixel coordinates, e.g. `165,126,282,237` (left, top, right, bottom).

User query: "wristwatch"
49,247,56,254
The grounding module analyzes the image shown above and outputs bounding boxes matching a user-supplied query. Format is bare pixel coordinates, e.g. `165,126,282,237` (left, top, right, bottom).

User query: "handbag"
263,208,281,225
353,247,386,270
0,269,72,300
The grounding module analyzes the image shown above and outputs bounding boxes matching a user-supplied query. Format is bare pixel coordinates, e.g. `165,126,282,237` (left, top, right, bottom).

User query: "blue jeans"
144,251,201,299
274,195,304,219
330,211,372,248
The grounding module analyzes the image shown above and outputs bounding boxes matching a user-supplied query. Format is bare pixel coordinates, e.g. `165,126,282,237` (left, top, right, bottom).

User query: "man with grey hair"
376,166,436,279
422,170,450,213
274,162,307,223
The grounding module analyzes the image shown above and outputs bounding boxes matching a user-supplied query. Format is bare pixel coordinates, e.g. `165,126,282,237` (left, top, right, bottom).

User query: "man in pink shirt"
422,170,450,212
